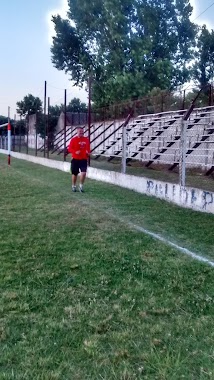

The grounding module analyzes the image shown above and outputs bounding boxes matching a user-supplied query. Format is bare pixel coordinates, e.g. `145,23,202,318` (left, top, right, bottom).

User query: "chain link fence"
1,89,214,192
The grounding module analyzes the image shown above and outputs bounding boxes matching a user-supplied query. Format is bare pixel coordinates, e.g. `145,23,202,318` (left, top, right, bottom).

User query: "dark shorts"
71,159,87,176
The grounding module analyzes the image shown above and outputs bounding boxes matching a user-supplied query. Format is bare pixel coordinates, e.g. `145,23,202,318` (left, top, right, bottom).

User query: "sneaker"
72,186,76,192
79,185,84,193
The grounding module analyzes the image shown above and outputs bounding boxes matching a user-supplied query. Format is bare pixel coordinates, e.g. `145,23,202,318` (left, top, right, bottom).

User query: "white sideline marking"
73,196,214,268
7,165,214,269
127,221,214,268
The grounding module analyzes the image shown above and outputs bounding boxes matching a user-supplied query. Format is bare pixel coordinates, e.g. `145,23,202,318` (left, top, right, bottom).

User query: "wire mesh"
1,88,213,189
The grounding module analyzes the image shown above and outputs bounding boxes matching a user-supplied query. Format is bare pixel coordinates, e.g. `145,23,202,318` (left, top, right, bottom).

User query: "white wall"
0,149,213,214
27,134,44,149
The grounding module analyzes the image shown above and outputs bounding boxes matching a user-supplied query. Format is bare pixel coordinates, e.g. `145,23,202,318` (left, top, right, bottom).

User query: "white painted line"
128,221,214,268
72,197,214,268
3,156,214,268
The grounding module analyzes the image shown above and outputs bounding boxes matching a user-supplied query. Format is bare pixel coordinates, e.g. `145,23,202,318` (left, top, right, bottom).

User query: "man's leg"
71,159,79,192
72,174,78,191
79,172,86,187
79,160,88,192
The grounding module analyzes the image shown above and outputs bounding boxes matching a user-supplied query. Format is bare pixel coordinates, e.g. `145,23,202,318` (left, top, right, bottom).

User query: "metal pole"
63,89,67,162
120,112,133,173
179,120,187,187
47,97,50,159
8,107,11,165
13,114,16,151
211,83,213,106
209,84,212,106
26,114,29,155
88,74,92,166
182,90,186,110
19,115,21,152
121,123,127,174
44,80,47,157
161,92,164,112
35,111,38,156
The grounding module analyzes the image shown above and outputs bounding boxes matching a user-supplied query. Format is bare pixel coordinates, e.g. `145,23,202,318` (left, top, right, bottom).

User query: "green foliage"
0,115,8,135
36,113,58,142
49,98,87,117
184,88,212,108
193,25,214,88
49,104,63,116
51,0,196,106
15,95,87,142
0,116,26,136
14,119,26,135
16,94,43,117
67,97,87,113
0,115,7,124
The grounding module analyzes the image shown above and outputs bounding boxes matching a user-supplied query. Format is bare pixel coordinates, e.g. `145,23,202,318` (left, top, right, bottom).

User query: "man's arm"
67,139,72,154
86,138,91,156
68,137,81,156
68,138,76,156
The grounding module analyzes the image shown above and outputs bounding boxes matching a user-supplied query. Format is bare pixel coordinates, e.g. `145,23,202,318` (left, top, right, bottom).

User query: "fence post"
121,123,127,174
44,80,47,158
88,74,92,166
209,83,212,106
35,112,38,156
182,90,186,110
8,107,11,165
26,115,29,155
13,114,16,151
47,97,50,159
63,89,67,162
179,119,187,187
19,116,21,152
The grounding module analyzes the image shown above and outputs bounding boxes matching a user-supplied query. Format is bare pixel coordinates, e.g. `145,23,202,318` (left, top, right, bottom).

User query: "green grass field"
13,145,214,192
0,154,214,380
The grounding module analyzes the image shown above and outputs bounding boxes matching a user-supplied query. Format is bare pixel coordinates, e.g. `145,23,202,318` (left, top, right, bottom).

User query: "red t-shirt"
68,136,90,160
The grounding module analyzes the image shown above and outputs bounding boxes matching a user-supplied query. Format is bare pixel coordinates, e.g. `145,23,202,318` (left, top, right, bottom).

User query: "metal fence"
118,107,214,182
0,135,25,150
1,90,214,191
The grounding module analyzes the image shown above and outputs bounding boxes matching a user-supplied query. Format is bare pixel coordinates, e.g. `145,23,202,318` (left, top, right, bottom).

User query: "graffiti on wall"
146,180,175,199
202,191,213,210
146,180,214,212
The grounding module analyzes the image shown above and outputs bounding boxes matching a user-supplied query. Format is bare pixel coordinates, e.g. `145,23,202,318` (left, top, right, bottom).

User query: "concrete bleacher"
52,105,214,172
124,106,214,170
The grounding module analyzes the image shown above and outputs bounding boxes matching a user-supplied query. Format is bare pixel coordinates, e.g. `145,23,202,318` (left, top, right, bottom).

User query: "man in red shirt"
67,127,90,192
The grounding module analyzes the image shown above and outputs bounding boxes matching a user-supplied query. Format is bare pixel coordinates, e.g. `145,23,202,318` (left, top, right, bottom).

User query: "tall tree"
36,98,87,143
67,98,87,113
36,113,58,144
0,115,8,125
49,98,87,116
16,94,43,117
51,0,196,106
15,119,26,135
49,104,63,117
193,25,214,89
0,115,8,135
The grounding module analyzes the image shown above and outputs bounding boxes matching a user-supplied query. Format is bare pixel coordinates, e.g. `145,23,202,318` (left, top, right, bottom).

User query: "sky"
0,0,214,118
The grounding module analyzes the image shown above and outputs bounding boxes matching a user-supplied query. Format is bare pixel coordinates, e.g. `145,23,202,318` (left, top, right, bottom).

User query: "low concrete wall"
88,167,214,214
0,149,70,172
0,149,213,214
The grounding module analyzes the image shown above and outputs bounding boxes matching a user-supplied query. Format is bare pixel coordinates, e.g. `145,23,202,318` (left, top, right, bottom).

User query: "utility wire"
47,83,66,91
192,1,214,23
